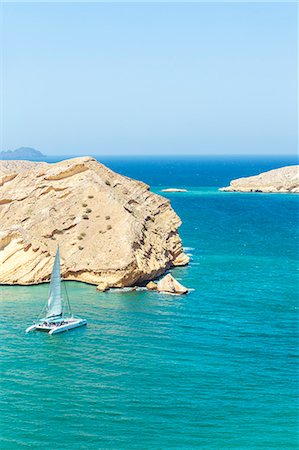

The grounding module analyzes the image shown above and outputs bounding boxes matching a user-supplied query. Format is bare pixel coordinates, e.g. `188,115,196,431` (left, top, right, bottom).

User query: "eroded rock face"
0,157,189,287
156,274,188,295
220,165,299,193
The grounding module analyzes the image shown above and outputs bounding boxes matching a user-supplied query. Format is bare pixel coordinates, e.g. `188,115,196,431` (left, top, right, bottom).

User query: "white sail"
46,247,62,318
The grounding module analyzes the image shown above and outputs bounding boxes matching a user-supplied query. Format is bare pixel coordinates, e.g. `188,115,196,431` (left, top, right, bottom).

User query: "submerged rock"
0,157,189,287
220,165,299,193
157,274,188,295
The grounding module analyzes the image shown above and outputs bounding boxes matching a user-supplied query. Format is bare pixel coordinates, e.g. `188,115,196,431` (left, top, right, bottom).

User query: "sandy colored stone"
157,273,188,295
146,281,157,290
96,282,109,292
0,157,189,287
173,253,190,266
220,165,299,193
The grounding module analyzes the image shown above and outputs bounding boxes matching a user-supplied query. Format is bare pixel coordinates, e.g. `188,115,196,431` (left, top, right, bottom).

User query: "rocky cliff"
220,165,299,193
0,157,189,286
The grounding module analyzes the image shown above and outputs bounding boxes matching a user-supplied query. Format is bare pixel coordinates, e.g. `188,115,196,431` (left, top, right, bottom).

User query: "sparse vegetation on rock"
0,156,189,286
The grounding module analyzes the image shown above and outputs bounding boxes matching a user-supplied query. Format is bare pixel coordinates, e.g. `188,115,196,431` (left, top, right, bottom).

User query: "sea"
1,155,298,449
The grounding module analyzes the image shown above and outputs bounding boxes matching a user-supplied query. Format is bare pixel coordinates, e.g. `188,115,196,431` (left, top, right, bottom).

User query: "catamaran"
26,246,87,335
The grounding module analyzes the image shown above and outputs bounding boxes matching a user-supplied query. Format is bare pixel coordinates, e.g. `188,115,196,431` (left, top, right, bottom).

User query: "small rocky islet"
146,274,188,295
0,157,189,292
161,188,188,193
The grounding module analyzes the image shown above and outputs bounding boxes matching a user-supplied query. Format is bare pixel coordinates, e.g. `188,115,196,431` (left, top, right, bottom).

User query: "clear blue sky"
2,2,298,156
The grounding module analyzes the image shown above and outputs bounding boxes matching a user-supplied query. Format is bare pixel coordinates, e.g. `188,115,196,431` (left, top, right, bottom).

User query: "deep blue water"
1,156,298,449
47,154,298,187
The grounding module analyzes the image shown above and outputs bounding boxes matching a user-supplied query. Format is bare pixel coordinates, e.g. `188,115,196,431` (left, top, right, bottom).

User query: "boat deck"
27,318,87,334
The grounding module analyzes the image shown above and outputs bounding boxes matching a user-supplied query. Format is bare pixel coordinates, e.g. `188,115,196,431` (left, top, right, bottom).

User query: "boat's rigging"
37,302,47,321
63,281,73,318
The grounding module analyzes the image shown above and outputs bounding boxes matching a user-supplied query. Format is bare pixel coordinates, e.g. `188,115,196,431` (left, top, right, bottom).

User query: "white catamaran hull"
50,318,87,335
26,318,87,334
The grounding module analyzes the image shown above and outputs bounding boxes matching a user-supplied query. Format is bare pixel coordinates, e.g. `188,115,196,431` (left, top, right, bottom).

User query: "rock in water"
0,157,189,287
96,282,109,292
220,165,299,193
146,281,157,290
161,188,188,193
172,253,190,266
157,274,188,295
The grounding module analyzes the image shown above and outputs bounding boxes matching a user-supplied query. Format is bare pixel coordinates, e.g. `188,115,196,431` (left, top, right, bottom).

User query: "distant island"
0,147,46,161
220,165,299,193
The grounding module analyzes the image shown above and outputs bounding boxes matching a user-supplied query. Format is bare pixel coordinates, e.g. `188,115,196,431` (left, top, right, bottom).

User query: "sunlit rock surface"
0,157,189,287
220,165,299,193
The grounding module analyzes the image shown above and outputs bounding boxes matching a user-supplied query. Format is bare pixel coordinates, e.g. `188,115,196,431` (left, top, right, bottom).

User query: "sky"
1,2,298,156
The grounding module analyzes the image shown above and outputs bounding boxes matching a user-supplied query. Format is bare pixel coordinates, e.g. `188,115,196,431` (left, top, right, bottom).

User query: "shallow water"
1,157,298,448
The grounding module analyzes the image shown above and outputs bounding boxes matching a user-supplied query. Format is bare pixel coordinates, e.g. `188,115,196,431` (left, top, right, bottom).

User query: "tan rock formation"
172,253,190,266
0,157,189,287
220,165,299,193
146,281,157,290
156,274,188,295
96,282,109,292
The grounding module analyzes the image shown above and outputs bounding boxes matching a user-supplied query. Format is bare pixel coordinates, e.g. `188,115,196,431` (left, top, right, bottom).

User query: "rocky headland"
220,165,299,193
0,157,189,287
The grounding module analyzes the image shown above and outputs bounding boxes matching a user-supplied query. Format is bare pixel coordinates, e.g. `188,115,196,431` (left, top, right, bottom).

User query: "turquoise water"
1,158,298,448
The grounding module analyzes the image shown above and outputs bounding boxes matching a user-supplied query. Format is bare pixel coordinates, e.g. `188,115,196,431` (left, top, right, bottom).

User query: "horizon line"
43,153,299,158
